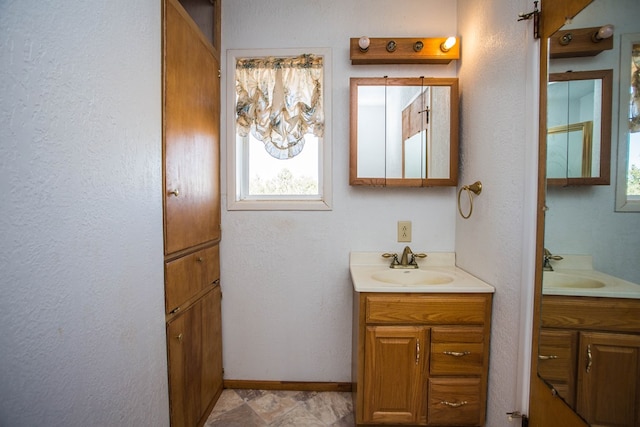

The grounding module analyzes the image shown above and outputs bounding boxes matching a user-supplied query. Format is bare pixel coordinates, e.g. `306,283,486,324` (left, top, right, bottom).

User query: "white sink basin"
543,272,605,289
350,252,495,293
372,269,454,286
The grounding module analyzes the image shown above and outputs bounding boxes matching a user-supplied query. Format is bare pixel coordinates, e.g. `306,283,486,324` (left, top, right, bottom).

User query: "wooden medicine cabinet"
349,77,459,187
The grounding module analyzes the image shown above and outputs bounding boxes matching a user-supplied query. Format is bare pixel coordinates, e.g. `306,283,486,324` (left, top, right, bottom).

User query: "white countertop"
350,252,495,293
543,255,640,299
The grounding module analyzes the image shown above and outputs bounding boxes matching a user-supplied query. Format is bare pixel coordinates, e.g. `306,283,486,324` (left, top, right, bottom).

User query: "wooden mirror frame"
547,69,612,186
349,77,459,187
529,1,593,426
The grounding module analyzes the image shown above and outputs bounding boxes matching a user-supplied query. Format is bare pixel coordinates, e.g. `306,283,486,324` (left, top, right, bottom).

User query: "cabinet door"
538,329,578,409
363,325,429,424
167,286,222,427
577,331,640,427
164,0,220,255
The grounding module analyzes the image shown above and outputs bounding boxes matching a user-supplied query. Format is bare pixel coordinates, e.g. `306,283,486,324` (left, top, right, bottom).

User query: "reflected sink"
372,269,454,286
543,272,606,289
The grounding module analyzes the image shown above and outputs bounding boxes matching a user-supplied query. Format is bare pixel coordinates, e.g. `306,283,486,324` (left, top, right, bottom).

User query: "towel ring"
457,181,482,219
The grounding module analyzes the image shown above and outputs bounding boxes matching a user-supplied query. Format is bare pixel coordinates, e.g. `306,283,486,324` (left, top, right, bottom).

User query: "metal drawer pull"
168,189,180,197
441,400,468,408
443,351,471,357
586,344,592,373
196,257,204,262
416,339,420,365
176,333,183,342
538,354,559,360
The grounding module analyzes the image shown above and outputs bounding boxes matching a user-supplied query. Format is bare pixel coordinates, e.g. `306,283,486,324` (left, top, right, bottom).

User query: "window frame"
226,48,332,211
615,33,640,211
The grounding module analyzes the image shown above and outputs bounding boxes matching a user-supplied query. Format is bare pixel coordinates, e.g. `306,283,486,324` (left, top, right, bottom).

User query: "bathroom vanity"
350,252,494,426
538,258,640,425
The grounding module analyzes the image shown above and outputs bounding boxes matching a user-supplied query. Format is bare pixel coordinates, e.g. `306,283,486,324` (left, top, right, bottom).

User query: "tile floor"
205,389,354,426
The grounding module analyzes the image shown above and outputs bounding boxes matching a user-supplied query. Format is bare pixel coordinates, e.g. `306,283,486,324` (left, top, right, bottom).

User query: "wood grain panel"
165,244,219,314
164,0,220,255
541,296,640,333
538,329,578,408
428,378,481,426
365,294,489,325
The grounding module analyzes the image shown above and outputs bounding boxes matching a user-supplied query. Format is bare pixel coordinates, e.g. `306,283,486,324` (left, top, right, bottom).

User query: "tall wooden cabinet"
162,0,222,425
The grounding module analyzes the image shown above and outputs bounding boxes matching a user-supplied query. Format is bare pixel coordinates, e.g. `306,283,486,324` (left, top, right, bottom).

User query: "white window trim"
226,47,332,211
615,33,640,212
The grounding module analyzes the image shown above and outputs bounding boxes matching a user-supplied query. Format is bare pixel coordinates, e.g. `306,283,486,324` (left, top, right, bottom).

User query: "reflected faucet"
543,248,563,271
382,246,427,269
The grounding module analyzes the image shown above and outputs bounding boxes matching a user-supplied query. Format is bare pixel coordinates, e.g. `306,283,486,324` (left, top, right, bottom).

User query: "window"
227,48,332,210
616,34,640,211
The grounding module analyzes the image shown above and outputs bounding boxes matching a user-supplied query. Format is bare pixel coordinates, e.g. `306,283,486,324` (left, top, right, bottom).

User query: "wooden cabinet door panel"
166,286,222,427
363,325,428,424
538,329,578,408
577,332,640,427
165,244,220,314
164,0,220,255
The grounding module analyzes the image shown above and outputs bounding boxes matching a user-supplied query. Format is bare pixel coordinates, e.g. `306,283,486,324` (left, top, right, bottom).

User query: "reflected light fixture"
592,24,614,42
440,36,457,52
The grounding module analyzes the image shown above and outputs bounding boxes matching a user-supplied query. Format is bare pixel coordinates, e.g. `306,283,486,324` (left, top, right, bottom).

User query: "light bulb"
593,24,614,42
440,36,457,52
358,36,370,52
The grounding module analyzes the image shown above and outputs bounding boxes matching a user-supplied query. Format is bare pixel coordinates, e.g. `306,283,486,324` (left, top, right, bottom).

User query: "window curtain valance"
631,44,640,133
235,54,324,160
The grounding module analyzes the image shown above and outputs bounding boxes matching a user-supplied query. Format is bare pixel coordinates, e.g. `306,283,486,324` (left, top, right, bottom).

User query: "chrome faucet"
382,246,427,269
543,248,563,271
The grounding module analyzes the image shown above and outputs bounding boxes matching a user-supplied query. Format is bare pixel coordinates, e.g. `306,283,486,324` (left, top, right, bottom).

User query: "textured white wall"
456,0,538,425
0,1,169,426
221,0,458,382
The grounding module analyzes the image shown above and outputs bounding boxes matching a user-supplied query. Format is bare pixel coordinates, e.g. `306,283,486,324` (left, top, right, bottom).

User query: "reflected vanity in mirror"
349,77,459,186
532,0,640,426
547,69,612,185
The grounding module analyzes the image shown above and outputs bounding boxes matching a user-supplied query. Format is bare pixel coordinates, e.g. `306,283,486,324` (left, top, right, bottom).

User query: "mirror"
349,77,459,186
534,0,640,425
547,69,612,185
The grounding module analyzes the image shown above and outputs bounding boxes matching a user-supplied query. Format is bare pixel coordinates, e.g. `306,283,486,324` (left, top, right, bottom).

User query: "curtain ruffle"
235,54,324,159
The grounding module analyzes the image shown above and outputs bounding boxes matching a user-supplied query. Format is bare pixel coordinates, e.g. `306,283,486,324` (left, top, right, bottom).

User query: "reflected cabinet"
350,77,459,187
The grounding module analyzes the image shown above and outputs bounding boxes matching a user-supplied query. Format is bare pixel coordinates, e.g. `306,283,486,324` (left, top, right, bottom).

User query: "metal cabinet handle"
586,344,592,373
168,189,180,197
416,339,420,365
441,400,468,408
443,351,471,357
196,257,203,262
176,333,183,342
538,354,559,360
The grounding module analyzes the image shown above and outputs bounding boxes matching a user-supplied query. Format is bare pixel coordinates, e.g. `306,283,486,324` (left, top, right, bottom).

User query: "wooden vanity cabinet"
353,293,493,426
540,296,640,427
163,0,222,425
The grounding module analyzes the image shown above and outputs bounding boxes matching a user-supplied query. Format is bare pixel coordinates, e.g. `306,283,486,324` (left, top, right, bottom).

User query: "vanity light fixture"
350,36,460,64
550,25,614,59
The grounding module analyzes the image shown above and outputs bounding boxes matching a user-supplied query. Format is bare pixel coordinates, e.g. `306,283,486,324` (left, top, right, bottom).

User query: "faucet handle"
414,253,427,259
410,252,427,265
382,253,399,264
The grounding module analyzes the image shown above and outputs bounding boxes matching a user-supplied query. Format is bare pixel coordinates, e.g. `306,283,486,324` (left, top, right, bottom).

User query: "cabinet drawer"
431,327,485,375
428,378,481,426
365,294,489,325
165,245,220,314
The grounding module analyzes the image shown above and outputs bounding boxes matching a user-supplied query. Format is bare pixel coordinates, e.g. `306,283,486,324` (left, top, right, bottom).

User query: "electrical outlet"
397,221,412,242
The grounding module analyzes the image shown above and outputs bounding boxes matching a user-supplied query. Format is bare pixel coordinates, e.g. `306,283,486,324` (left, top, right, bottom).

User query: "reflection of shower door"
401,90,429,179
547,121,593,178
